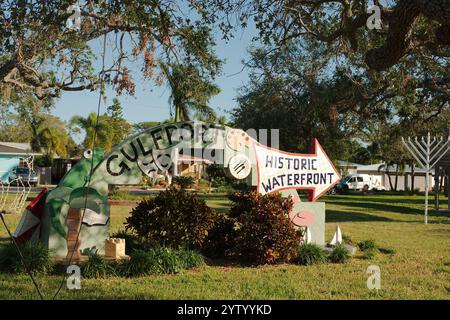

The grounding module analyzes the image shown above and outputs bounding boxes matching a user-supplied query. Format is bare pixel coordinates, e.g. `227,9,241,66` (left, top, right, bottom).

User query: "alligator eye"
84,149,93,159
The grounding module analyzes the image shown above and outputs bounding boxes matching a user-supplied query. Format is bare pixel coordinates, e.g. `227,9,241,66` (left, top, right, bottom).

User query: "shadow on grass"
326,209,393,223
324,193,449,206
335,201,424,215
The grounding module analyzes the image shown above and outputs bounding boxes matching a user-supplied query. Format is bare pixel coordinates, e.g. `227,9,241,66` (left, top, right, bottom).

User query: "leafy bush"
0,242,53,274
120,247,204,277
125,188,216,249
206,164,232,186
228,191,301,264
232,181,252,192
358,240,377,252
82,253,116,278
154,247,183,274
362,249,376,260
120,250,158,277
342,234,355,245
111,229,142,254
173,176,195,189
202,214,237,258
329,244,351,263
295,243,327,265
228,191,292,218
176,248,206,269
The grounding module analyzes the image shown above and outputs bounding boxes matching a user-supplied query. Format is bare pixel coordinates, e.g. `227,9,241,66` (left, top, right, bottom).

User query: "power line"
0,211,44,299
52,30,108,300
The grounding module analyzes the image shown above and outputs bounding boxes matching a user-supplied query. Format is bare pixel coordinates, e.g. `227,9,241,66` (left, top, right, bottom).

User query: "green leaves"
125,188,216,249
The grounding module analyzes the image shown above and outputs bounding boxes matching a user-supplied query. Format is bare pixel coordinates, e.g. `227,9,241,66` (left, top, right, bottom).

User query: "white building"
336,161,434,192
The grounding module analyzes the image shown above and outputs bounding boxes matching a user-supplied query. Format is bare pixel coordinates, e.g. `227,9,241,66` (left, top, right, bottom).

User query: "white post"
173,147,178,177
424,171,428,224
424,133,430,224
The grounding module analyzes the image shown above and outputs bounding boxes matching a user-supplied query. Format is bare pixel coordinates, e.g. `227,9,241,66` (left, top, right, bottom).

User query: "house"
51,157,81,184
0,142,41,183
177,155,212,180
356,163,433,192
336,160,360,176
336,159,434,192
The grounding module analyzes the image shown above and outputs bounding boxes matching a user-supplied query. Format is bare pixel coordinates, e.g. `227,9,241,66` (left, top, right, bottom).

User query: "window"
15,167,29,174
357,177,364,182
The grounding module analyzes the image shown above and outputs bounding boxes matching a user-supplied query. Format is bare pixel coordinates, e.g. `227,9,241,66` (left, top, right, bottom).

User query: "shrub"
120,247,202,277
228,191,292,218
0,242,53,274
82,253,116,278
111,229,142,254
154,247,183,274
228,191,301,265
358,239,377,252
295,243,327,265
120,250,158,277
173,176,195,189
362,249,376,260
125,188,216,249
329,244,351,263
342,234,355,245
177,248,206,269
206,164,232,186
202,214,237,258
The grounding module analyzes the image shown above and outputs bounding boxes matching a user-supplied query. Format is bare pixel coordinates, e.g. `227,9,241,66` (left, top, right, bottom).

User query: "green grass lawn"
0,192,449,300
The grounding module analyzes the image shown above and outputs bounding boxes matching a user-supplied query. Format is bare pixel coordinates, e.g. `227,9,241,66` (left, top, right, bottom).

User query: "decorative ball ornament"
226,129,249,151
228,154,251,180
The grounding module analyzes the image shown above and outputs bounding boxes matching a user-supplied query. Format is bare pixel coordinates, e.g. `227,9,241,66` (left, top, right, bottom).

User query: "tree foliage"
0,1,222,102
70,112,114,152
159,62,220,121
200,0,450,71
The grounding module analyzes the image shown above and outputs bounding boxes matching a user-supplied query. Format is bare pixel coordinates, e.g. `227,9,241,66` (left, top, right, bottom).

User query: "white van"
342,174,386,192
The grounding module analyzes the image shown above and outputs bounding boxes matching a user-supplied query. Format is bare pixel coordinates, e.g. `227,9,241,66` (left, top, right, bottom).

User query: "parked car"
330,174,386,194
329,178,349,194
8,166,39,186
342,174,386,192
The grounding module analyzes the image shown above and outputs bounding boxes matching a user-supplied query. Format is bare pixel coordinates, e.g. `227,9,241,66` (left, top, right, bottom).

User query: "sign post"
401,133,449,224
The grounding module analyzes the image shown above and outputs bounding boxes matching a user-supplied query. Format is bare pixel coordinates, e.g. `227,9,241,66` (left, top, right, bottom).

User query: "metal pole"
425,171,428,224
424,133,430,224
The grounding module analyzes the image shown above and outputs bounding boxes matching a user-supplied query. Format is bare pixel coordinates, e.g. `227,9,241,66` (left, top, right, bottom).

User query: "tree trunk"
411,161,415,193
394,164,399,191
386,164,395,191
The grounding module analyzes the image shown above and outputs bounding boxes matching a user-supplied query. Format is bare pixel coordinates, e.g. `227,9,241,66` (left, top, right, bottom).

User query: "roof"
357,163,430,174
178,155,212,164
0,142,42,156
336,160,362,168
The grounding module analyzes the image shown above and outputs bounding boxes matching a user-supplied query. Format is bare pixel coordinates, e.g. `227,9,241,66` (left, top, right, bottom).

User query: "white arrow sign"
254,139,341,201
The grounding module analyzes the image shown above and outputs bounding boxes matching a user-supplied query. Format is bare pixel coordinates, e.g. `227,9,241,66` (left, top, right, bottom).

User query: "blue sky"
53,21,257,126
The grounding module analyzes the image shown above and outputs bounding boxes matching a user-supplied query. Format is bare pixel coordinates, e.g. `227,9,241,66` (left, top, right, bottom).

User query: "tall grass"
0,242,53,274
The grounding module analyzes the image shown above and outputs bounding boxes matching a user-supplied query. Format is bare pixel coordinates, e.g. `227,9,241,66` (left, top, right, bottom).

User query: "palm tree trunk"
394,164,399,191
175,106,180,122
386,164,395,191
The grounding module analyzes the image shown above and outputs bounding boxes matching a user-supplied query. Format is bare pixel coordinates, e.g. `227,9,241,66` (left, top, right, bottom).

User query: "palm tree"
70,112,113,151
159,62,220,122
31,125,69,158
